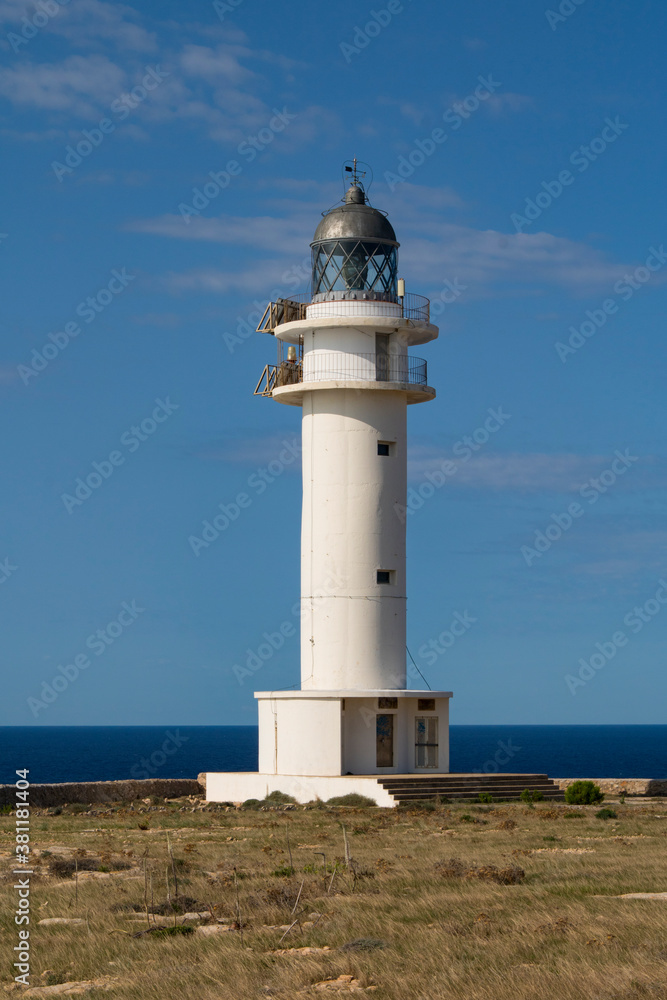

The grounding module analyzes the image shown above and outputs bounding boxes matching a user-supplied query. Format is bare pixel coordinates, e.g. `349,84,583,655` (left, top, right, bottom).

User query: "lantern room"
311,179,399,303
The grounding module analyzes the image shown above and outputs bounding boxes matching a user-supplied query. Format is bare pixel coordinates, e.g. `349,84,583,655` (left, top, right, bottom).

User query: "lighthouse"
206,163,453,806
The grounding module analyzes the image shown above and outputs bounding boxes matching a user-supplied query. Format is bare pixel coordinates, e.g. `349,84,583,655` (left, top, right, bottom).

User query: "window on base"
376,570,394,585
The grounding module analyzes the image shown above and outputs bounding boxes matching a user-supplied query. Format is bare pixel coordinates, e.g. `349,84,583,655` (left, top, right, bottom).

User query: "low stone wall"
0,777,203,808
553,778,667,797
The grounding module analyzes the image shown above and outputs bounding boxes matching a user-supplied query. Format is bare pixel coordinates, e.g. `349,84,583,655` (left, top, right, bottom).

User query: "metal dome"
312,184,398,246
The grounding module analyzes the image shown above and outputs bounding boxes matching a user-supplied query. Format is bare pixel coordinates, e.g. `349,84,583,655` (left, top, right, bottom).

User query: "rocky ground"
1,793,666,999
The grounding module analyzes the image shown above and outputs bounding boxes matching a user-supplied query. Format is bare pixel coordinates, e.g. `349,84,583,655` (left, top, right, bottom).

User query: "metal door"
375,333,390,381
415,716,438,768
376,714,394,767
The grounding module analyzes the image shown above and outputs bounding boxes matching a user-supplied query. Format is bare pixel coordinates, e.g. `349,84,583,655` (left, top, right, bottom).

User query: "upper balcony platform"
257,293,438,347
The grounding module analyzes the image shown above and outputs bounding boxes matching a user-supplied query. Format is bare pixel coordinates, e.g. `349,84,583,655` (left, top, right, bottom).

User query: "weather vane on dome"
344,157,366,186
342,158,374,203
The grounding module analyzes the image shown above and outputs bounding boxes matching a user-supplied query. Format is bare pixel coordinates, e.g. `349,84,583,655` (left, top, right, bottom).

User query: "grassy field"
1,794,667,999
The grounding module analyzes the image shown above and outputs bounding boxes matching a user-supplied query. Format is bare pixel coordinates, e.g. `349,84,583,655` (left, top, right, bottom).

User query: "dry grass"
1,797,667,999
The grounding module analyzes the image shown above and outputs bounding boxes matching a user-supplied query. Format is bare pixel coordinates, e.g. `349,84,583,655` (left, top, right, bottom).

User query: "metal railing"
254,361,302,396
256,292,430,333
303,351,427,385
254,352,427,395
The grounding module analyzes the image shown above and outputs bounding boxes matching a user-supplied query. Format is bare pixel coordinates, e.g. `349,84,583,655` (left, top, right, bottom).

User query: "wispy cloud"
573,530,667,578
129,212,312,255
409,449,665,493
189,432,301,467
0,54,127,118
0,13,336,147
486,92,534,115
0,364,20,385
47,0,157,51
131,177,653,298
130,311,183,327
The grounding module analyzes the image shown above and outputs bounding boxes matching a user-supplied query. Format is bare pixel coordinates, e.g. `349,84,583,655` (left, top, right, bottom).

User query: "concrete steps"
377,773,564,803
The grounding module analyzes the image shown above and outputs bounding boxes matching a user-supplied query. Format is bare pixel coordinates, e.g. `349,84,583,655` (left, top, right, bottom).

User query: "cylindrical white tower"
266,173,438,693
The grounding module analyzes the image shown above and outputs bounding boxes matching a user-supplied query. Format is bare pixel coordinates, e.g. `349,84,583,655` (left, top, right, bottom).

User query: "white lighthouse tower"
206,164,452,807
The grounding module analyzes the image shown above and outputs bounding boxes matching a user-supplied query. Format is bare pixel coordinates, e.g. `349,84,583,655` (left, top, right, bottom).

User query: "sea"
0,726,666,785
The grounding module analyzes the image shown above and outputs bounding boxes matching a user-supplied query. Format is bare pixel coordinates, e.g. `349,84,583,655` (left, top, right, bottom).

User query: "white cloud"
463,37,488,51
133,177,646,298
75,168,150,185
396,219,638,295
409,450,598,491
0,126,66,141
130,311,182,327
408,449,663,493
179,42,256,86
49,0,156,51
0,0,156,49
129,212,313,256
572,531,667,578
0,54,126,117
0,364,19,384
486,92,534,115
191,433,301,467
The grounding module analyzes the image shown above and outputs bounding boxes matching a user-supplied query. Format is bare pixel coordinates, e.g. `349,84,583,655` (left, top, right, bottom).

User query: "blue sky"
1,0,666,727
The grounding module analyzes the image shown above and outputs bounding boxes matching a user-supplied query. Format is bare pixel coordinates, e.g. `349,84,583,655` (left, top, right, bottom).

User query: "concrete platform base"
204,773,397,807
204,771,564,807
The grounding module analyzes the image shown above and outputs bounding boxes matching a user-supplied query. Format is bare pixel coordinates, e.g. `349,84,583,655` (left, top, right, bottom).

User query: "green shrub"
398,799,439,812
326,793,376,807
264,790,297,805
563,810,585,819
150,925,194,938
595,807,617,820
520,788,544,803
43,972,69,986
478,792,493,804
242,791,297,809
272,865,296,877
0,804,12,814
564,781,604,805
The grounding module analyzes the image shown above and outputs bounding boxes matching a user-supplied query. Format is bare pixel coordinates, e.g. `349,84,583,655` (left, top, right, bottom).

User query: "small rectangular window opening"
377,441,394,456
418,699,435,711
377,570,393,585
378,697,398,709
